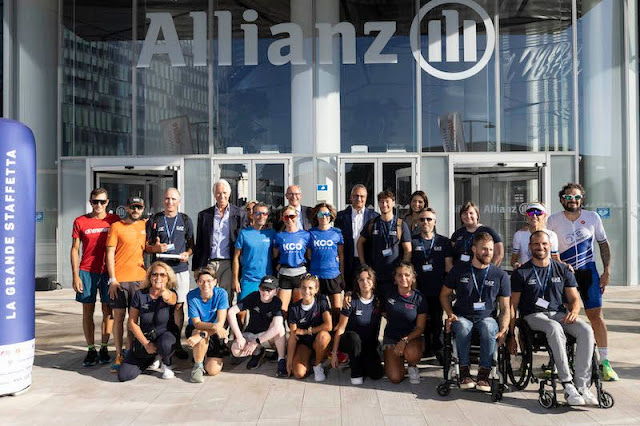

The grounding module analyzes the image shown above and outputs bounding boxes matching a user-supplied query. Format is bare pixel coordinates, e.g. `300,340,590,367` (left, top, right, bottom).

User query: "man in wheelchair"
510,230,598,406
440,232,510,392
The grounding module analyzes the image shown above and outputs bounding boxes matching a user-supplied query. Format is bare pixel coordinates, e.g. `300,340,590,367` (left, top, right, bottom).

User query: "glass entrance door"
96,170,177,218
454,166,542,268
214,159,289,210
339,158,417,216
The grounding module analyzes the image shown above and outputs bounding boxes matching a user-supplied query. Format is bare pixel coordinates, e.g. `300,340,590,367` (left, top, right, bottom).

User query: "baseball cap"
525,202,546,214
127,196,145,206
259,275,279,290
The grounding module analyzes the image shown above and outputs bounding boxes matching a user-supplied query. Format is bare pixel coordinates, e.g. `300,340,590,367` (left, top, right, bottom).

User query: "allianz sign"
138,0,494,81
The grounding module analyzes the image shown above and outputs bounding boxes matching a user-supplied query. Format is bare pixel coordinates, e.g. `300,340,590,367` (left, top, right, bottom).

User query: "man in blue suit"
335,184,379,292
193,179,246,305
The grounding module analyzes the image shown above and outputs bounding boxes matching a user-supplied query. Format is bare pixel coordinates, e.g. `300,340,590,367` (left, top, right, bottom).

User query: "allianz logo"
138,0,494,81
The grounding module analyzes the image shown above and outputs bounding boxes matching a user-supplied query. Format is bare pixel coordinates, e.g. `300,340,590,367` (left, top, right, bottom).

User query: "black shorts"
319,276,344,295
185,325,226,358
297,334,316,348
278,273,304,290
109,281,142,309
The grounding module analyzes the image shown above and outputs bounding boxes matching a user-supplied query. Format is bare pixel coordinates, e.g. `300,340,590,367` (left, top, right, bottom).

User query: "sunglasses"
90,199,108,205
254,211,269,216
129,204,144,210
151,272,167,278
259,286,274,292
526,210,545,217
316,212,332,218
302,273,318,280
419,217,434,222
562,194,583,201
283,214,297,220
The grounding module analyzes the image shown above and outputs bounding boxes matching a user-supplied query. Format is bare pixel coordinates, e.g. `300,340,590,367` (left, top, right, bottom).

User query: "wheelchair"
436,327,508,402
506,318,614,409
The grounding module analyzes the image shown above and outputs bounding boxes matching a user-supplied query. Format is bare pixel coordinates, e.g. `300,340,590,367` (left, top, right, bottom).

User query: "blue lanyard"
163,215,178,243
463,232,474,254
471,265,490,302
420,236,435,260
533,264,551,295
379,217,396,249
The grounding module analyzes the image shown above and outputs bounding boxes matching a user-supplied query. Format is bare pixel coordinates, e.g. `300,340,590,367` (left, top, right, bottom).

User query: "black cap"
127,196,145,206
260,275,279,290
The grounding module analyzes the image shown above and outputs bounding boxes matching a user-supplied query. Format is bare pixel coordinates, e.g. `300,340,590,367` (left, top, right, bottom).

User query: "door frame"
337,155,419,211
449,152,550,237
212,156,291,207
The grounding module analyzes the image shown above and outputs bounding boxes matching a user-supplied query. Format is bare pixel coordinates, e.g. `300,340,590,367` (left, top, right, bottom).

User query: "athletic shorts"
174,270,191,303
574,263,603,309
109,281,142,309
319,276,344,295
278,273,304,290
297,334,317,349
382,336,424,351
75,271,109,304
185,325,226,358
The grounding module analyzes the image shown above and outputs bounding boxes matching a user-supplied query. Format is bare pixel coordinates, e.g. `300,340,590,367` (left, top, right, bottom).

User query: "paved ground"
1,287,639,425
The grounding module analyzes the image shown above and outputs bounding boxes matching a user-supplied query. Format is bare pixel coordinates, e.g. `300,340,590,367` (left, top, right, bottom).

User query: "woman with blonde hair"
511,201,560,269
118,261,178,382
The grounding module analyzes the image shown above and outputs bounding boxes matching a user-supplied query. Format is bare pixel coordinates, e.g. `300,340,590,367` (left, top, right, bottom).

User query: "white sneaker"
313,364,326,382
408,366,420,384
563,383,586,406
149,356,162,371
161,363,175,380
350,377,364,385
578,386,599,406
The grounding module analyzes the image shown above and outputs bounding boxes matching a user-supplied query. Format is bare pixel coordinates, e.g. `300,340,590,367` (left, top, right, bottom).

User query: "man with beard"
547,183,618,381
106,196,148,373
440,232,510,392
510,231,598,406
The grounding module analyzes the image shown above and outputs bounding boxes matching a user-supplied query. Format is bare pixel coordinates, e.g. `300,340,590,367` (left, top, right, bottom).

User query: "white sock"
598,347,608,361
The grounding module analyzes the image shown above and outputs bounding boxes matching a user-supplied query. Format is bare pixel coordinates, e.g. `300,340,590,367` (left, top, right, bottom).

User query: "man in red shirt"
70,188,120,367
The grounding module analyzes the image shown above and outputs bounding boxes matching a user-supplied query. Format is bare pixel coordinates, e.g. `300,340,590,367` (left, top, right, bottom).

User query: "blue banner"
0,119,36,395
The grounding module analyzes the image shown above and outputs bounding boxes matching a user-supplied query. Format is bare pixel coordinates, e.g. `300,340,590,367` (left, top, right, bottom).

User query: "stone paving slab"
1,288,639,425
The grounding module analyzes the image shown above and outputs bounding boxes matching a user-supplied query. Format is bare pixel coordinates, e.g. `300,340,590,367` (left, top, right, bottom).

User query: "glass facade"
49,0,639,284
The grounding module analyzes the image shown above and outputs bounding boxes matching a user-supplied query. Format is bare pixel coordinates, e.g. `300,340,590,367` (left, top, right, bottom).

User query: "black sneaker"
231,355,248,366
276,358,287,377
83,348,99,367
247,347,266,370
98,346,111,364
174,344,189,360
265,349,278,362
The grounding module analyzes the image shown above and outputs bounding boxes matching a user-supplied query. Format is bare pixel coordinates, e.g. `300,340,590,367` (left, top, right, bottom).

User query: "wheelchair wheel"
437,383,451,397
538,390,554,409
507,322,531,390
599,391,614,409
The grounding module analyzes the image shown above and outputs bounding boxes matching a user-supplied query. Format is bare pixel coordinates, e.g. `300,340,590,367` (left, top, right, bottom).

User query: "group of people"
70,179,618,404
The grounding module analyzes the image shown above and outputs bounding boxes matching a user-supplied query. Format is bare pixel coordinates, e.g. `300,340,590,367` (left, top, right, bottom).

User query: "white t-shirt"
547,210,607,269
512,228,559,264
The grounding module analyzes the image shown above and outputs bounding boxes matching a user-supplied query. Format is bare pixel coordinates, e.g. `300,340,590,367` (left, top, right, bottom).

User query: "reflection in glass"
255,164,285,209
220,164,250,208
382,162,413,217
344,162,375,208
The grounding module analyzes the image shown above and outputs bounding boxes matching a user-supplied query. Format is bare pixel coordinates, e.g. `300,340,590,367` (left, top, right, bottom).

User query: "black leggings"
425,295,444,352
118,331,176,382
338,331,383,380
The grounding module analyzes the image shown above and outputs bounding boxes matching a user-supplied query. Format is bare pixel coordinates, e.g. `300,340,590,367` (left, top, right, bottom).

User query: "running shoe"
313,364,326,382
476,367,491,392
98,346,111,364
148,355,162,372
276,359,288,377
82,348,98,367
601,360,619,381
161,363,175,379
247,346,266,370
408,366,421,384
563,383,586,406
350,377,364,385
578,386,599,405
190,365,205,383
110,354,124,373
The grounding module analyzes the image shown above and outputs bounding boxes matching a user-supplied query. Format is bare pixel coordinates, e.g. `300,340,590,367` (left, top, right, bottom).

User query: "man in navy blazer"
193,179,246,304
273,184,312,231
335,184,379,291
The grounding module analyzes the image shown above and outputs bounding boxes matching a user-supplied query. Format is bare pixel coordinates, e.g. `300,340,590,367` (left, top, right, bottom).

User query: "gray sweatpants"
524,311,595,388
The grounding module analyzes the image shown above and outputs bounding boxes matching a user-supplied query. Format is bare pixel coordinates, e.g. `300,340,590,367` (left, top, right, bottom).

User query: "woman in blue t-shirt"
308,203,344,323
273,205,311,318
331,265,383,385
383,261,427,385
287,274,333,382
451,201,504,266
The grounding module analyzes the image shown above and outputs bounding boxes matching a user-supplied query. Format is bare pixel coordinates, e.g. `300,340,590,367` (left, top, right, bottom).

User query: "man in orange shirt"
106,196,148,373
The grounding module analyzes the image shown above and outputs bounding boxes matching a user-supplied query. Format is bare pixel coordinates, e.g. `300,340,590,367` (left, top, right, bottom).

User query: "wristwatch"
402,337,410,345
255,337,261,346
108,277,116,284
199,331,207,339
